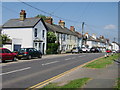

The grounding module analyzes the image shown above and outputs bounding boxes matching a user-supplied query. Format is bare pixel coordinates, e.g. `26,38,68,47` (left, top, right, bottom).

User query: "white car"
81,47,90,53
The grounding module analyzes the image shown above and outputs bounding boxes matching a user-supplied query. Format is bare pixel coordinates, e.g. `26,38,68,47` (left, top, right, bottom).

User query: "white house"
2,10,47,54
111,42,120,51
45,17,81,53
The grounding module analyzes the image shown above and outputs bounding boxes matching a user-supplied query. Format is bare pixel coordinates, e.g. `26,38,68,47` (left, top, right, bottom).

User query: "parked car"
71,47,82,53
17,48,42,60
0,48,17,62
90,47,100,53
81,47,90,53
112,50,117,53
106,49,112,53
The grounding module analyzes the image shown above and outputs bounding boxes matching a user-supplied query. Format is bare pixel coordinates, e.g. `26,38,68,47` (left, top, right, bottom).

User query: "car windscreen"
18,48,26,52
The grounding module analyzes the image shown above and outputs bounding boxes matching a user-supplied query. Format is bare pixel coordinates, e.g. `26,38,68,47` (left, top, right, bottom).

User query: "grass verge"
114,78,120,90
83,53,119,69
41,77,90,89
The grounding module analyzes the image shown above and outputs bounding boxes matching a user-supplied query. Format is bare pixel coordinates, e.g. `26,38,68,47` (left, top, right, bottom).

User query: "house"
44,17,81,53
111,41,120,51
84,33,111,52
2,10,47,54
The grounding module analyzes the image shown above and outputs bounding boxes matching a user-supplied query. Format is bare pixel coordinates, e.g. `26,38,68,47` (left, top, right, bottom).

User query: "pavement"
52,58,119,88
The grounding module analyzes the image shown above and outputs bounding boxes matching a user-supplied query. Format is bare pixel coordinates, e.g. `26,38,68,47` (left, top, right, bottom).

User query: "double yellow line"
26,56,104,89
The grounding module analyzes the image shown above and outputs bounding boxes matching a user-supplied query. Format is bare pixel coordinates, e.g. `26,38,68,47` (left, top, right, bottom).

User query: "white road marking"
42,61,59,66
65,58,71,61
78,55,85,57
0,67,31,76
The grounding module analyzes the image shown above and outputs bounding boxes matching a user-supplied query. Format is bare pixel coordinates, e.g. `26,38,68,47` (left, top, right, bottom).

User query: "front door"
42,43,45,55
34,43,38,50
14,44,21,51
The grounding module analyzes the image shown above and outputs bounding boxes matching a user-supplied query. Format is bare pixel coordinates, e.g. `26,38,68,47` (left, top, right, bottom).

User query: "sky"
1,1,118,43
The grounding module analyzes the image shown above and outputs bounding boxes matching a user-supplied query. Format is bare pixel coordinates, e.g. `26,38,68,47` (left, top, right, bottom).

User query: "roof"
112,41,120,46
2,17,43,28
45,22,78,36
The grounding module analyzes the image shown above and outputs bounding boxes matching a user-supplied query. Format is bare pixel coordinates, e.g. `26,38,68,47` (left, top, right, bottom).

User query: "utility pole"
81,22,84,48
113,37,116,50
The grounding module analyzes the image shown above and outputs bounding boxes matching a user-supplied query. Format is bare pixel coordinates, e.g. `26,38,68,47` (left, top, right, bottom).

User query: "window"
70,35,72,41
67,35,69,39
29,49,33,52
63,34,66,41
42,30,45,38
34,28,37,37
4,49,11,53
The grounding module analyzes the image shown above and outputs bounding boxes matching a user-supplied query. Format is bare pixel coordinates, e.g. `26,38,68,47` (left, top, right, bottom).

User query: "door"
42,43,45,55
3,49,13,60
34,43,38,50
14,44,21,51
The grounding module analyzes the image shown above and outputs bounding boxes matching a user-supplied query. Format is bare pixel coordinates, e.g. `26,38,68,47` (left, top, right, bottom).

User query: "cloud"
104,24,116,30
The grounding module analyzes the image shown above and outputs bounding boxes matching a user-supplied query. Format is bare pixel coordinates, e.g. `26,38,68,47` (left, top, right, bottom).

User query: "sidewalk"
52,61,118,88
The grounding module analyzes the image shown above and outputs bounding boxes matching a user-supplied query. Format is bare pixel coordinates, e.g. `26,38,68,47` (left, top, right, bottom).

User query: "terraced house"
84,33,112,52
2,10,47,54
45,17,82,53
1,10,116,54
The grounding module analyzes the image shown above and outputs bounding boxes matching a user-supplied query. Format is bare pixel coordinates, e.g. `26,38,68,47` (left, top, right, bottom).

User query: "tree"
46,32,59,54
1,34,11,44
35,14,47,21
47,32,57,43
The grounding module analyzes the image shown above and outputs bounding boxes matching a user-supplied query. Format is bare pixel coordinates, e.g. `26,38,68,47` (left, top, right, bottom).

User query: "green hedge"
46,43,59,54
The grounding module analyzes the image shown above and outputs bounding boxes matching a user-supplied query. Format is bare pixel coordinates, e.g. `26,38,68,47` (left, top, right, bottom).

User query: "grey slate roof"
45,22,78,36
2,17,42,28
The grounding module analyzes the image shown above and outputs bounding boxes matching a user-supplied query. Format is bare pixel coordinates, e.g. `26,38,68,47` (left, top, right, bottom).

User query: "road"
2,53,104,89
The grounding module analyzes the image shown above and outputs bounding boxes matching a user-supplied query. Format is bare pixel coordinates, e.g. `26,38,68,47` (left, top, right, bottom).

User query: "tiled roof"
45,22,78,36
2,17,42,28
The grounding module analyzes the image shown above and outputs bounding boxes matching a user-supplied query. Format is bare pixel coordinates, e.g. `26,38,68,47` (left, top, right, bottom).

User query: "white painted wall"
2,28,33,48
111,43,119,51
34,21,47,54
3,44,12,51
2,20,47,54
86,41,92,48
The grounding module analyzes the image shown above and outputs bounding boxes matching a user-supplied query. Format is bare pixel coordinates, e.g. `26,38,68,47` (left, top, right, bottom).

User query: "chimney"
70,26,75,31
20,10,26,21
45,17,53,25
92,33,96,39
59,20,65,28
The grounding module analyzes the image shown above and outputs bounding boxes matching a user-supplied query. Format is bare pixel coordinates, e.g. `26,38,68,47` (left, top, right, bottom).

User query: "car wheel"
18,58,21,60
28,55,32,60
38,54,42,58
2,60,6,63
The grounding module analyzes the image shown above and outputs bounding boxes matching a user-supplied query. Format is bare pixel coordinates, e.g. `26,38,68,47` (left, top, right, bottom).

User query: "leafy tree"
46,32,59,54
35,14,47,21
47,32,57,43
1,34,11,44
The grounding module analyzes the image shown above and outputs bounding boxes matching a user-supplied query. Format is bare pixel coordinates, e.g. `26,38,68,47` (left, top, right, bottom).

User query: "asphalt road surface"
2,53,105,89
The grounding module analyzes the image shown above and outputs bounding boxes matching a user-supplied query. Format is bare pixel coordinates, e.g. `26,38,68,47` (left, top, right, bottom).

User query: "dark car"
17,48,42,60
90,47,99,53
0,48,17,62
71,47,82,53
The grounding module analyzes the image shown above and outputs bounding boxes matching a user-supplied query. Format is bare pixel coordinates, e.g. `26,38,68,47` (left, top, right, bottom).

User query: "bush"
46,43,59,54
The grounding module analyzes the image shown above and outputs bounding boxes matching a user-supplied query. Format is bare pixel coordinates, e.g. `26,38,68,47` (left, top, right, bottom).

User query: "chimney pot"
45,17,53,25
59,20,65,28
20,10,26,21
70,26,75,31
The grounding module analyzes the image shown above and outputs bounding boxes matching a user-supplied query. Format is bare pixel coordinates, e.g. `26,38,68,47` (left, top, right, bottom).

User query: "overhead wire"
17,0,83,24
